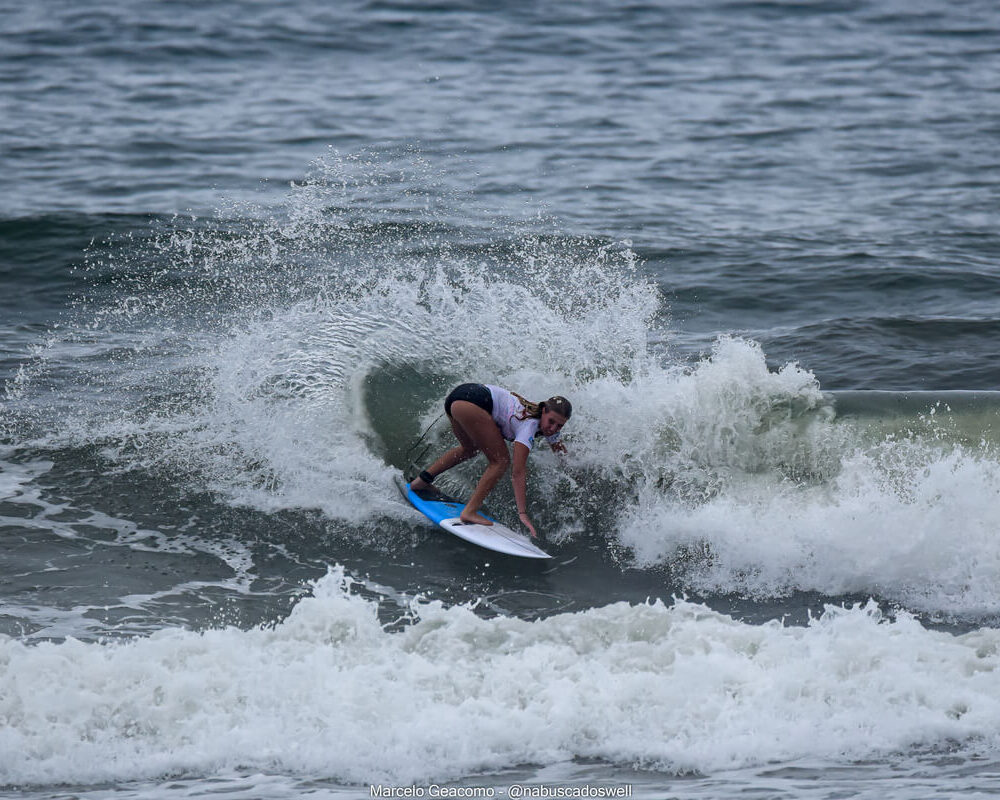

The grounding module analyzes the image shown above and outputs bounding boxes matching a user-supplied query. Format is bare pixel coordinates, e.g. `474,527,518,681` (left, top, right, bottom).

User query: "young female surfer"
409,383,572,538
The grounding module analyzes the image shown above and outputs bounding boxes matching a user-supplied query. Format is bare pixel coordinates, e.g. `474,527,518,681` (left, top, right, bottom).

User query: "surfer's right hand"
519,511,537,538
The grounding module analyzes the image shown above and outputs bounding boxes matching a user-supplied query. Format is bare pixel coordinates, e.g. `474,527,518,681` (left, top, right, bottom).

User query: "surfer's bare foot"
460,511,493,526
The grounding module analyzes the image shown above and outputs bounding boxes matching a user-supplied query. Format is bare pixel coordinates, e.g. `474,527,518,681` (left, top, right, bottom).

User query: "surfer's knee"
486,451,510,471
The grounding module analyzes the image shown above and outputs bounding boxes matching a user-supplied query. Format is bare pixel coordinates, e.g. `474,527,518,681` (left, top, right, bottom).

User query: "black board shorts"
445,383,493,418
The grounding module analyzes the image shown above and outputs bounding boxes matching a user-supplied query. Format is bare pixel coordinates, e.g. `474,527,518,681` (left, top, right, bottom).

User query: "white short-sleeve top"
487,385,561,451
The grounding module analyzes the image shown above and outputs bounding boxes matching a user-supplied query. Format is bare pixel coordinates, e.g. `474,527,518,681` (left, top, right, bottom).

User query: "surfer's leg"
412,385,495,491
448,401,509,526
410,411,481,491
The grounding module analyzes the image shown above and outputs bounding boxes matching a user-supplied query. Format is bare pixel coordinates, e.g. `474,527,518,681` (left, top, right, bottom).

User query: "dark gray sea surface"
3,1,1000,797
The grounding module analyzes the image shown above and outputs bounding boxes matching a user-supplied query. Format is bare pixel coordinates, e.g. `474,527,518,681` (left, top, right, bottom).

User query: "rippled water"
3,1,1000,797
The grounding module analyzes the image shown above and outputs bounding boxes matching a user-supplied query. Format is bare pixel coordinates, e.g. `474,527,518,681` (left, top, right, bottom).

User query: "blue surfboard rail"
403,482,495,525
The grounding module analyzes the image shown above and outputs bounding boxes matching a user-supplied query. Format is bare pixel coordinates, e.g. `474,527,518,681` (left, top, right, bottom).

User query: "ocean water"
3,1,1000,797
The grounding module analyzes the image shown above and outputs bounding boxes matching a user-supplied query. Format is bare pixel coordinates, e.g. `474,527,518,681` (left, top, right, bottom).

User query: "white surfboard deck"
438,517,551,559
398,477,552,559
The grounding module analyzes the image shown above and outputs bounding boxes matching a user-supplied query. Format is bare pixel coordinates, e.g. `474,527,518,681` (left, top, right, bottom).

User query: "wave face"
6,156,1000,629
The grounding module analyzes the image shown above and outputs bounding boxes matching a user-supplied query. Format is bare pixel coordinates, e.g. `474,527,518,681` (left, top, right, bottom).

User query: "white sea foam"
2,568,1000,788
582,337,1000,617
68,165,660,524
0,453,54,502
619,441,1000,616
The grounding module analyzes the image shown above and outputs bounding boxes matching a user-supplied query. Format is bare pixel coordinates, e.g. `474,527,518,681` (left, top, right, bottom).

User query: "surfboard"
396,477,552,559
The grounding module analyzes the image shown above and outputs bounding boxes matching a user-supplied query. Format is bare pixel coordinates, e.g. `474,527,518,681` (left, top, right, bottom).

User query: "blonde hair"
511,392,573,421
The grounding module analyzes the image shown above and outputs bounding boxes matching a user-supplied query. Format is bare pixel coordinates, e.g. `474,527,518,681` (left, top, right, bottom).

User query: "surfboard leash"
404,412,444,479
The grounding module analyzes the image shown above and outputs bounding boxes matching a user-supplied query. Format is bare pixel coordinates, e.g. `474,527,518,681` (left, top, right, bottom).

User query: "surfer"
409,383,572,538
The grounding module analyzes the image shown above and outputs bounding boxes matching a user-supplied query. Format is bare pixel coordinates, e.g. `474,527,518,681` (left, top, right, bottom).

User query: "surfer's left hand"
550,441,567,454
519,512,538,538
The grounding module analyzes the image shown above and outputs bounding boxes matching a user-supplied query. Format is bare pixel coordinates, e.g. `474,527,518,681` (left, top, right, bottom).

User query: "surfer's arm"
543,430,566,454
511,442,537,537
